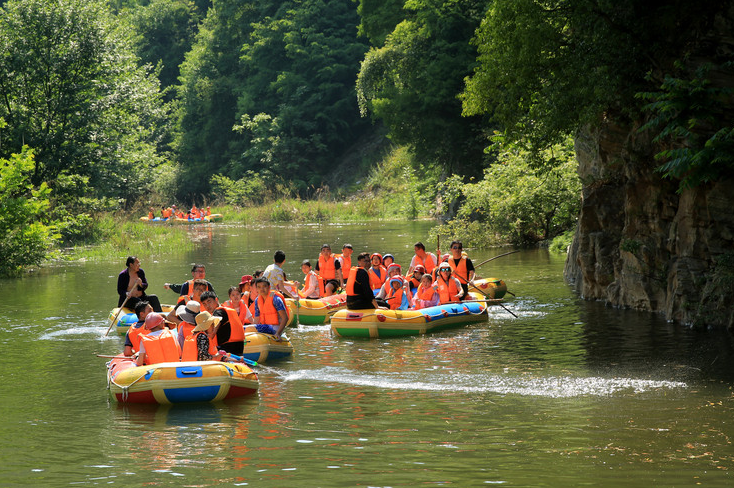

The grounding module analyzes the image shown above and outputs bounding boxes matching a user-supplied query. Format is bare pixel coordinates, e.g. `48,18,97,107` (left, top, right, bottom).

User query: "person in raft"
447,240,475,297
405,265,425,294
123,301,153,356
368,253,387,291
200,290,246,355
382,253,396,268
263,250,291,297
408,241,437,275
315,244,343,296
251,277,289,340
223,285,253,325
163,263,215,297
299,260,320,299
435,262,465,304
375,263,404,307
174,300,200,349
117,256,163,312
413,273,439,309
386,275,412,310
336,244,353,272
346,252,382,310
181,311,243,362
135,313,180,366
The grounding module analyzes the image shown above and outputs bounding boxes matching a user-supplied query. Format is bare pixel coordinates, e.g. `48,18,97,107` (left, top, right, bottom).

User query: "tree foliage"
0,146,56,275
356,0,490,175
0,0,168,201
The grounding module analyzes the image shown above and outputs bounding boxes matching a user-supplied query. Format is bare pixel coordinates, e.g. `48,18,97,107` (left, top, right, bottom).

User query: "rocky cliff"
565,119,734,329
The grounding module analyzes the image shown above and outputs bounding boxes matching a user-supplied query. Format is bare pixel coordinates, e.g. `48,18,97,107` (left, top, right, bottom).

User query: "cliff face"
565,120,734,328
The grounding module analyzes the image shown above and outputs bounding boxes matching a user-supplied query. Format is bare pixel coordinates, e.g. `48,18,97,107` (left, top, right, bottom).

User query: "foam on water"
282,366,686,398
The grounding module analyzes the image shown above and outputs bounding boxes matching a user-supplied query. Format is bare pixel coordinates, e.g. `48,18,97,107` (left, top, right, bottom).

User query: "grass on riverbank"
56,215,195,262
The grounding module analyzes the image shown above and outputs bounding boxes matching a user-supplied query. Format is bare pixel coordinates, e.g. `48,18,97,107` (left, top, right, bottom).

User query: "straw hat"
192,311,222,332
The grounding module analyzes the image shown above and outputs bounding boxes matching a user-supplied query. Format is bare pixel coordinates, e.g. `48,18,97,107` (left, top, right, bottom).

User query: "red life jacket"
140,329,181,364
436,277,461,304
180,331,218,361
256,291,289,326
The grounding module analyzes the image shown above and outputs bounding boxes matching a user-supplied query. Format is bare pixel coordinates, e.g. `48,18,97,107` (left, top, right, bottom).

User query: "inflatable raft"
285,293,348,325
107,355,258,404
108,306,175,336
468,278,507,299
140,214,223,224
330,299,491,338
242,332,294,363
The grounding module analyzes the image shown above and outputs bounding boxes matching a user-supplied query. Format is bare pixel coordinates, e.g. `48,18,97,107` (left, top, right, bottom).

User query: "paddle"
474,250,520,269
105,294,132,337
227,354,258,367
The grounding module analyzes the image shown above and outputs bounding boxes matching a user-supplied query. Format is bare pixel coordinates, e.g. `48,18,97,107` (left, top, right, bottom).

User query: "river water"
0,221,732,487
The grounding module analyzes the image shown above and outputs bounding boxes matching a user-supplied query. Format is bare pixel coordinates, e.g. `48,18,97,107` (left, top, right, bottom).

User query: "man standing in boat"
447,240,475,298
263,250,291,297
346,252,381,310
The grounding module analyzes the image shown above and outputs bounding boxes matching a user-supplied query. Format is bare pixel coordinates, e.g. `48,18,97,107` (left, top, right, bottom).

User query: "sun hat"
387,263,402,273
389,275,404,285
192,311,222,332
239,275,253,285
144,312,165,330
383,253,394,262
176,300,200,324
438,263,452,272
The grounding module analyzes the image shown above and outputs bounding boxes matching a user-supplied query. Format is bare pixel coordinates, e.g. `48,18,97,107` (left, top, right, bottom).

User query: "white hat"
176,300,200,324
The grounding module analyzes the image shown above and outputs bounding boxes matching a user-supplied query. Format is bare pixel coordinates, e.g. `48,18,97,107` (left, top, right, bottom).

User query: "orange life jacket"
256,291,289,326
413,252,436,273
140,329,181,364
300,271,319,298
148,211,154,219
407,275,421,289
223,298,249,324
180,331,218,361
386,284,410,310
449,256,470,284
368,266,387,290
436,277,461,304
217,306,244,343
318,254,337,280
177,321,195,344
336,253,351,273
346,266,360,297
127,324,151,353
416,283,437,301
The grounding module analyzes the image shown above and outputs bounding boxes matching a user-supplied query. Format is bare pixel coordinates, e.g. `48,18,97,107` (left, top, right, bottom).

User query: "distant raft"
140,214,223,224
242,332,294,363
107,356,258,404
285,293,348,326
330,297,492,338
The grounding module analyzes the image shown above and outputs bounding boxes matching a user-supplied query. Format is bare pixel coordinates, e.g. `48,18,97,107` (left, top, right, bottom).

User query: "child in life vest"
413,273,439,309
299,260,320,299
223,285,252,324
386,276,412,310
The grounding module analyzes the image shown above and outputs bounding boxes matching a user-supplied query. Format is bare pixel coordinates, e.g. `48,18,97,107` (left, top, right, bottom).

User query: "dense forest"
1,0,733,283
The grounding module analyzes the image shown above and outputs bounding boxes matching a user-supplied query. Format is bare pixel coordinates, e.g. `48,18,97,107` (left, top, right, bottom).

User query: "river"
0,221,732,487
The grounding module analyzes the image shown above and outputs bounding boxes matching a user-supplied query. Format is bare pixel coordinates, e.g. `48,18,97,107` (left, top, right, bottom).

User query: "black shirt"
346,268,375,310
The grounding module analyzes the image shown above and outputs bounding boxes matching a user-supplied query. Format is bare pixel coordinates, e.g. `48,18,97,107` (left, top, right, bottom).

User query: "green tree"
0,0,168,201
0,146,57,275
356,0,491,176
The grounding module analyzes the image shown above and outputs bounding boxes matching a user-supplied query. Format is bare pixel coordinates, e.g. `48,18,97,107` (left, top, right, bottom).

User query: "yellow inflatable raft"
285,293,348,325
108,305,175,336
469,278,507,299
330,297,491,338
107,356,258,404
242,332,294,363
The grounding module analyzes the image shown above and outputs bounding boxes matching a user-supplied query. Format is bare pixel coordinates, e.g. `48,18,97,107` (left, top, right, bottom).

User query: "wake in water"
281,366,686,398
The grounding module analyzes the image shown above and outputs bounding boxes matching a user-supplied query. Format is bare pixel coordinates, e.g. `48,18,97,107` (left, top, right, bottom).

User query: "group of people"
147,204,212,221
344,240,476,311
115,239,477,365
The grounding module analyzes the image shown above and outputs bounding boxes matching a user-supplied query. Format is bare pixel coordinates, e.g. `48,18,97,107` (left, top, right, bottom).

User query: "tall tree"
356,0,491,176
0,0,167,200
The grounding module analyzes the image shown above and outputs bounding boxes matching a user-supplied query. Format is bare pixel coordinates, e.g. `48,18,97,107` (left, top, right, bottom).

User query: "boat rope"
108,366,153,402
